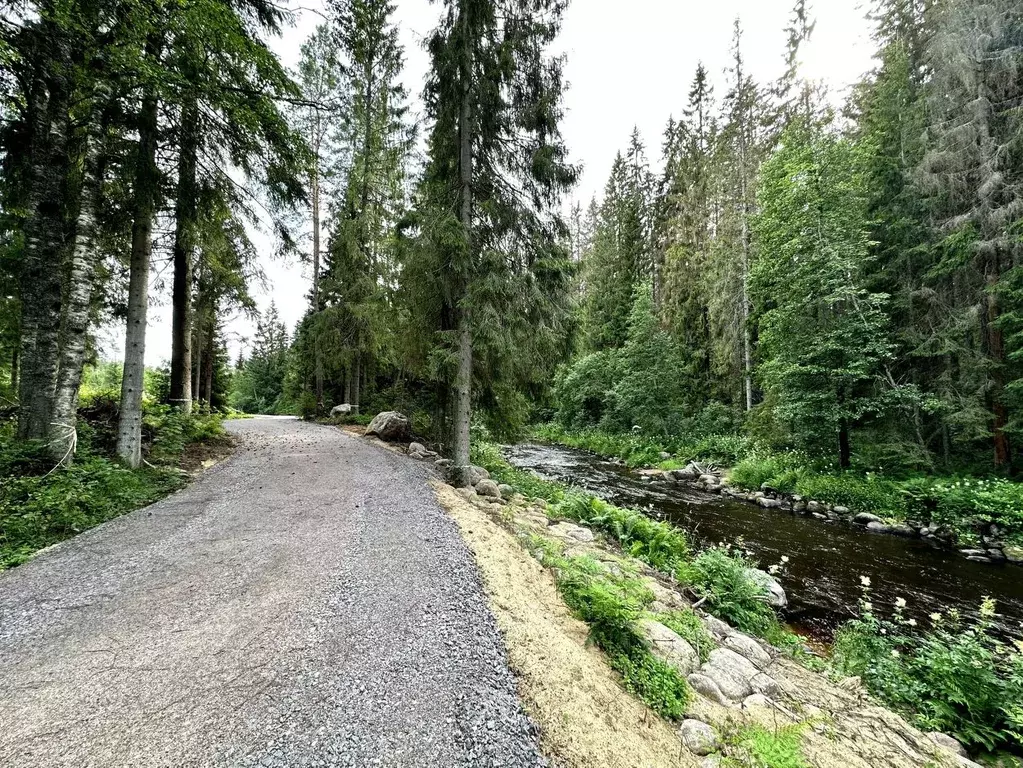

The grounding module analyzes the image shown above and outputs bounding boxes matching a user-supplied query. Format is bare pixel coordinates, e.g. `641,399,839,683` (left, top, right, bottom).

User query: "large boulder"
744,568,788,609
679,720,720,756
475,479,502,498
638,619,700,676
366,411,411,442
330,403,353,416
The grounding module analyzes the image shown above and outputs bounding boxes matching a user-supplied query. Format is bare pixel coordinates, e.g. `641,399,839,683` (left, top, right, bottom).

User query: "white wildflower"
895,597,907,609
860,576,871,587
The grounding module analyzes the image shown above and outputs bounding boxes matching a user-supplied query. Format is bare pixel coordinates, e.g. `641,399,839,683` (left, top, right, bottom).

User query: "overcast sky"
113,0,875,368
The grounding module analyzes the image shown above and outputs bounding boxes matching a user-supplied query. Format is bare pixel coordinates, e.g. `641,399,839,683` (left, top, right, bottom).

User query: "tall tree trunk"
839,419,851,470
343,366,352,405
202,321,214,410
10,348,18,391
987,268,1011,469
117,86,160,468
51,102,108,463
351,351,361,414
451,2,473,486
17,60,69,443
310,146,325,413
170,98,198,414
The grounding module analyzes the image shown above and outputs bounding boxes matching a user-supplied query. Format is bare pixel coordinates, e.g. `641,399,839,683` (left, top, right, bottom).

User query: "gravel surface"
0,417,547,768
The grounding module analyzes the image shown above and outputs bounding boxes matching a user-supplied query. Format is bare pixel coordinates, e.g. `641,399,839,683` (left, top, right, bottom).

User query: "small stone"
638,619,700,675
744,568,787,608
435,458,453,468
889,523,917,537
833,505,851,515
867,521,887,533
409,442,428,455
679,719,720,756
700,758,723,768
1004,545,1023,563
702,615,733,641
547,522,595,544
497,483,515,500
742,693,772,709
756,497,782,509
475,479,502,498
723,633,771,670
854,512,883,525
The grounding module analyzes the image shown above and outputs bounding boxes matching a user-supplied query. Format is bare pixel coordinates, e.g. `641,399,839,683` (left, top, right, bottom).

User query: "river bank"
532,424,1023,567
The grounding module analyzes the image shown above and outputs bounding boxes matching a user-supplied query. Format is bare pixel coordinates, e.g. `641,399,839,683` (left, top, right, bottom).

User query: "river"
504,443,1023,640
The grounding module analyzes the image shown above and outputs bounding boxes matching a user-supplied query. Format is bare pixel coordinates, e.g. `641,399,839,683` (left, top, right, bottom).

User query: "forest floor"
0,417,546,768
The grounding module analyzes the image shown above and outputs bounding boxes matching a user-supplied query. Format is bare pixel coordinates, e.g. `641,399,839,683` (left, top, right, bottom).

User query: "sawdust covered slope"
433,481,693,768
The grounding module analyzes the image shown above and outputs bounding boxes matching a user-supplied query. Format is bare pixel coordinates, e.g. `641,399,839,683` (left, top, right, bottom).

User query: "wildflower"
895,597,906,609
930,612,942,623
768,565,781,575
890,650,900,658
863,601,873,612
780,555,790,564
907,618,917,627
860,576,871,587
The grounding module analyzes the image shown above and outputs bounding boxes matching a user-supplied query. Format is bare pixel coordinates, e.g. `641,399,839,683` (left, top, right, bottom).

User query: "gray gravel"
0,417,547,768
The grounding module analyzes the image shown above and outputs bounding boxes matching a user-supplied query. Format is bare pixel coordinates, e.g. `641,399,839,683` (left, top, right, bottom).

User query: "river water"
505,443,1023,640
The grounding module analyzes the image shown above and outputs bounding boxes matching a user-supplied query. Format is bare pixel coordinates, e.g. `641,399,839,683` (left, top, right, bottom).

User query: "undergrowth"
529,537,692,719
0,403,226,569
723,723,809,768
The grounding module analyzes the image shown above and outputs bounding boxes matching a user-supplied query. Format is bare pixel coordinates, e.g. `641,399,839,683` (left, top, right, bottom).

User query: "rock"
700,757,723,768
889,523,917,537
867,521,887,533
638,619,700,675
497,483,515,500
928,732,969,758
679,720,720,756
409,442,428,454
723,633,771,670
669,464,701,481
548,522,595,544
986,548,1006,561
966,555,992,563
366,411,411,442
409,452,427,461
701,648,758,701
807,500,823,513
854,512,883,525
643,577,689,612
455,487,477,502
475,479,502,498
659,451,672,460
959,548,987,557
637,468,662,478
330,403,353,416
700,474,720,486
812,512,827,521
1004,545,1023,563
833,505,851,515
742,693,772,709
687,673,732,706
702,615,733,641
744,568,788,608
468,465,490,485
756,497,782,509
838,676,863,693
435,458,453,468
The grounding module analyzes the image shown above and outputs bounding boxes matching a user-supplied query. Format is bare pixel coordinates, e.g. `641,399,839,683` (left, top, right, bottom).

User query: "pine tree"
408,0,575,481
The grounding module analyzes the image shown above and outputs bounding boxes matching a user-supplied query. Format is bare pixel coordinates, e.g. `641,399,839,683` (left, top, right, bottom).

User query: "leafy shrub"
832,589,1023,751
679,547,780,637
540,548,691,719
727,723,808,768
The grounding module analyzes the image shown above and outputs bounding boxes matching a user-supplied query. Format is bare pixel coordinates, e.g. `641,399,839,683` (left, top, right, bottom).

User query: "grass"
528,536,693,720
723,723,809,768
0,405,228,569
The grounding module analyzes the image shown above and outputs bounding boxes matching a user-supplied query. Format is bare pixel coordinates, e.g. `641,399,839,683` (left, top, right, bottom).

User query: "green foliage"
469,441,564,503
229,304,292,414
725,723,808,768
680,547,780,636
0,408,224,569
657,609,715,663
832,592,1023,752
536,547,692,720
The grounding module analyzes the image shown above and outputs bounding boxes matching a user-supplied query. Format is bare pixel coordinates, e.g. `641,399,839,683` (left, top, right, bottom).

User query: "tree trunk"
343,366,352,405
311,158,324,413
202,322,214,410
987,269,1011,469
10,348,18,391
117,86,160,468
51,101,108,464
351,351,361,414
169,98,198,414
17,59,69,443
450,1,473,487
839,419,851,470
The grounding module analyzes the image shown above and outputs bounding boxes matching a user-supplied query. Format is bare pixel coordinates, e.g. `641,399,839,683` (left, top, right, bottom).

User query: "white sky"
106,0,875,368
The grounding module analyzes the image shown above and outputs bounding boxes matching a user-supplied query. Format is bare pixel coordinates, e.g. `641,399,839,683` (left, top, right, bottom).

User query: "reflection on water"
505,443,1023,639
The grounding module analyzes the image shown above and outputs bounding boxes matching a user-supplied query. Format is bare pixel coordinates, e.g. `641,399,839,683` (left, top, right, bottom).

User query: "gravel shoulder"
0,417,546,768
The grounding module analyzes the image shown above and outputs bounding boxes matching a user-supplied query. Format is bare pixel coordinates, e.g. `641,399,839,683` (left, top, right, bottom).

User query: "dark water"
505,443,1023,640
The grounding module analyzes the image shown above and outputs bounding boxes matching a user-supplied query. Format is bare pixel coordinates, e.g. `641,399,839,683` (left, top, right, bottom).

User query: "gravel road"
0,417,547,768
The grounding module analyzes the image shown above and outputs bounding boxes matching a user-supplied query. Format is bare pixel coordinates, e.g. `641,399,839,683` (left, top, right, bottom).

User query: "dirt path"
0,417,546,768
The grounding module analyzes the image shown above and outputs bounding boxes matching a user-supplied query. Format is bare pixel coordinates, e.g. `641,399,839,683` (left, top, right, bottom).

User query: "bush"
679,547,780,637
539,547,691,719
832,588,1023,751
